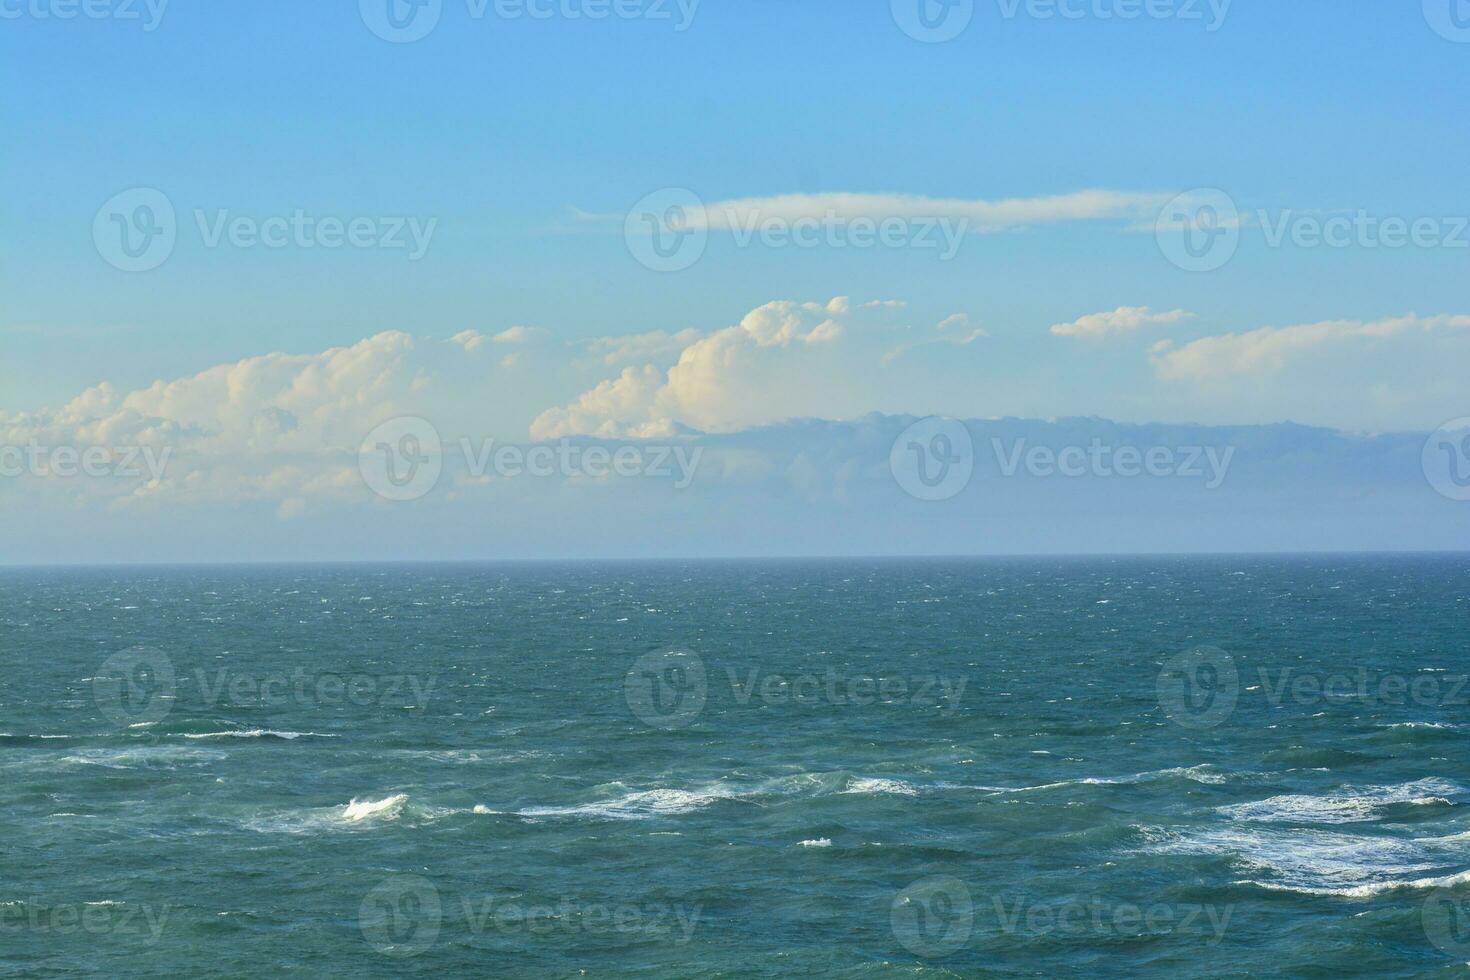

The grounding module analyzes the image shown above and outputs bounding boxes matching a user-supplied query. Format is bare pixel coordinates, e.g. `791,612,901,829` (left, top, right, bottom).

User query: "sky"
3,0,1470,561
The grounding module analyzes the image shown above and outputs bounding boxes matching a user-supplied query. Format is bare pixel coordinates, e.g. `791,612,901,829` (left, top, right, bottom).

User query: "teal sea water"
4,556,1470,977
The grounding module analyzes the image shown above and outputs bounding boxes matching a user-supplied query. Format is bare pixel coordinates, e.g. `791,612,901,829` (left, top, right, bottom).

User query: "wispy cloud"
1151,313,1470,381
587,189,1173,232
1051,306,1195,339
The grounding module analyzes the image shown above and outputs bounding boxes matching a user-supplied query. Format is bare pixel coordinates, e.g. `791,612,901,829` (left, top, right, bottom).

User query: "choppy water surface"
3,555,1470,977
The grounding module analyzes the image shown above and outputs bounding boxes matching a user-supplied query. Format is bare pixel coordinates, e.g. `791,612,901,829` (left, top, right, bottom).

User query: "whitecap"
341,794,409,822
181,729,336,740
1143,824,1454,897
517,786,745,821
799,838,833,847
842,777,921,797
1219,779,1464,825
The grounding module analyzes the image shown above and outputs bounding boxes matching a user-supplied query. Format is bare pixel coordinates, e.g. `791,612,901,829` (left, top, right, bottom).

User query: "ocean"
3,555,1470,977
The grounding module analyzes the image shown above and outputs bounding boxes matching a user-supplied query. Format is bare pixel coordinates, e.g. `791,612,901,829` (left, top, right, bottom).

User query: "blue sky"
3,1,1469,560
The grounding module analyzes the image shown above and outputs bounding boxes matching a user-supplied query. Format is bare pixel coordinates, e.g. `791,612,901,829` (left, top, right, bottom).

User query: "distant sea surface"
4,555,1470,977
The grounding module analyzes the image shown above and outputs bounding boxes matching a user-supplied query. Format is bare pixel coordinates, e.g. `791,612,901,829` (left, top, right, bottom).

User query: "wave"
517,786,750,821
499,767,1245,823
245,794,410,834
799,838,833,847
341,794,409,822
1241,868,1470,898
180,729,336,740
1379,721,1466,731
1219,779,1465,825
1142,824,1456,897
841,777,921,797
56,746,228,769
999,765,1240,794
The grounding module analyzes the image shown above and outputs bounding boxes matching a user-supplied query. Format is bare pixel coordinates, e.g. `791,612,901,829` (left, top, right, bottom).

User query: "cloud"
530,298,853,439
588,327,704,366
0,331,424,508
451,329,486,353
1151,313,1470,381
452,325,543,353
591,189,1170,234
883,313,987,365
493,325,541,345
1050,306,1195,339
